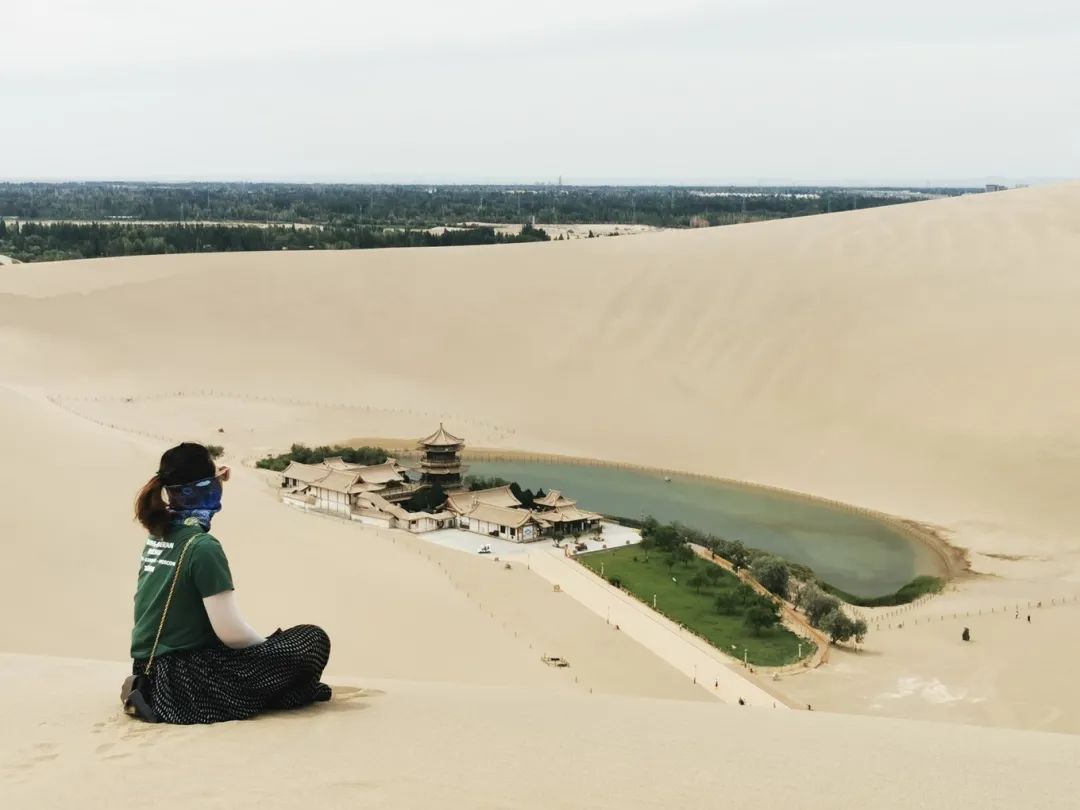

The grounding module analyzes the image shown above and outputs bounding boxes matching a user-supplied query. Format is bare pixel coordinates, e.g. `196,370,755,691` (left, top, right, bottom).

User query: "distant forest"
0,219,550,264
0,181,974,263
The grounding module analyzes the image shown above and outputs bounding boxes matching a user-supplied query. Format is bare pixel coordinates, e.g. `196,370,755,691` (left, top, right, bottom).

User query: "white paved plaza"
419,520,641,559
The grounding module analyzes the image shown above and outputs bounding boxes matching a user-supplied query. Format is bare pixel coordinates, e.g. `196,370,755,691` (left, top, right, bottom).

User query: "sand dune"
4,654,1080,810
3,183,1080,805
3,184,1078,559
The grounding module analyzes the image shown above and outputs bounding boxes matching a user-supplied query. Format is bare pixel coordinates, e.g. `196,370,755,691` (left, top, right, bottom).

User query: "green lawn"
578,546,812,667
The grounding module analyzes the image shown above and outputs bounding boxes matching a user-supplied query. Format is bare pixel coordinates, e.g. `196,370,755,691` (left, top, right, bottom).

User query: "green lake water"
466,460,942,598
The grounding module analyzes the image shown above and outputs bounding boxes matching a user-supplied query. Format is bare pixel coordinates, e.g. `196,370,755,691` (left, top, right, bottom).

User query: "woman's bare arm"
203,591,266,649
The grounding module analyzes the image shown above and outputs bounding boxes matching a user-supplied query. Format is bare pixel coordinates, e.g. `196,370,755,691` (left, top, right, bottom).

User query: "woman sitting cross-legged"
123,442,331,724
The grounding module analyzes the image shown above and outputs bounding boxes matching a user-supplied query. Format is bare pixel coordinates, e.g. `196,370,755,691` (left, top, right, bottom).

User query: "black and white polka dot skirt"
132,624,332,724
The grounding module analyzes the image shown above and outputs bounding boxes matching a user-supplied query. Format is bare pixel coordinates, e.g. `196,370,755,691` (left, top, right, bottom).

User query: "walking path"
524,545,792,708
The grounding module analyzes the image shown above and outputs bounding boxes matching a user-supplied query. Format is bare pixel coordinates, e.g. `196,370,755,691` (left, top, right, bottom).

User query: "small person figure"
1027,615,1031,623
738,697,746,706
714,679,719,689
962,627,971,642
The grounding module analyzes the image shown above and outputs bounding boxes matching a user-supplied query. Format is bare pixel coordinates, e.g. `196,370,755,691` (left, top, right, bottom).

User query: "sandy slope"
3,183,1078,560
0,384,701,700
2,183,1080,804
4,654,1080,810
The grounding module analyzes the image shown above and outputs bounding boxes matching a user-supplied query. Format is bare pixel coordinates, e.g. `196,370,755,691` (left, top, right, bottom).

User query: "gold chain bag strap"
121,535,197,722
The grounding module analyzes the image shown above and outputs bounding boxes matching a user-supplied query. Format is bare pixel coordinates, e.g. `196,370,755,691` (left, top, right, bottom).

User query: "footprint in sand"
31,742,59,762
94,742,131,760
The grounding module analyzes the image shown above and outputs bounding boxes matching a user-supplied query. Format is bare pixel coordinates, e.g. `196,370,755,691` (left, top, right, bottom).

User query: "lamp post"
743,648,748,668
653,594,657,608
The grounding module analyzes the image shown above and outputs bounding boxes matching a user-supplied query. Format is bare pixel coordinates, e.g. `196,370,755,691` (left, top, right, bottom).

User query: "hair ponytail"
135,474,170,538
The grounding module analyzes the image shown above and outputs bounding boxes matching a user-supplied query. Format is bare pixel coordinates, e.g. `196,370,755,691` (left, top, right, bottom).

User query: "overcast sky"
3,0,1078,185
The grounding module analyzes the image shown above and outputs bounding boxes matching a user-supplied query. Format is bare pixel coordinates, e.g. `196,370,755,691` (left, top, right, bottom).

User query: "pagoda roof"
444,486,522,513
533,489,577,509
283,459,408,493
281,461,333,485
418,423,464,448
540,505,602,523
464,502,538,529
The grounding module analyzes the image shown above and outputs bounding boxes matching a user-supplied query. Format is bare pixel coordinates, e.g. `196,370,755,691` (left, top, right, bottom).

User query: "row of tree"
0,220,550,263
255,443,390,472
639,517,868,644
638,520,784,637
0,181,965,234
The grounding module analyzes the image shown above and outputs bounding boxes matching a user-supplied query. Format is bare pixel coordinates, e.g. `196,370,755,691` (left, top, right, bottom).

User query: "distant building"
985,183,1008,192
444,485,601,543
278,425,601,541
530,490,603,536
417,423,468,490
280,457,420,515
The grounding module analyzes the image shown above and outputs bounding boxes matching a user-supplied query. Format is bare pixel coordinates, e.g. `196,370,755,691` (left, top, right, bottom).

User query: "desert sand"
2,183,1080,806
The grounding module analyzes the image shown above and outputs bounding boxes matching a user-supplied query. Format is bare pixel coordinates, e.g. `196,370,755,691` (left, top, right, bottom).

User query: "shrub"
823,575,945,607
256,443,389,471
465,475,512,491
403,482,446,513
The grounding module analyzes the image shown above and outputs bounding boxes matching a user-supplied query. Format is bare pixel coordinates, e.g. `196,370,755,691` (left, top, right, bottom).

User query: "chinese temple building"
417,423,467,490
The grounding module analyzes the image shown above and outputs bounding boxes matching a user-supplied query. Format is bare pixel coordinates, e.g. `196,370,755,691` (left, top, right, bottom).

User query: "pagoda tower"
417,423,467,490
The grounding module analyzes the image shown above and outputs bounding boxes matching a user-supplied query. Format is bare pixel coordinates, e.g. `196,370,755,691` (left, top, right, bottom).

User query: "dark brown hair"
135,474,170,538
135,443,215,537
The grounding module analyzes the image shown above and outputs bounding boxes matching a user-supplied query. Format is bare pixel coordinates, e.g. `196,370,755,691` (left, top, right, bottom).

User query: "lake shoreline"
340,437,969,595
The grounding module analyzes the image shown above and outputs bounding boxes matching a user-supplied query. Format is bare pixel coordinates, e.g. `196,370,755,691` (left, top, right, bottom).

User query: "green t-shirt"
130,517,235,660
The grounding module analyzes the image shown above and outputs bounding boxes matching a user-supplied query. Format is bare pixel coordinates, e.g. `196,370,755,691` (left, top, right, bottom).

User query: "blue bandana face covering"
165,477,223,530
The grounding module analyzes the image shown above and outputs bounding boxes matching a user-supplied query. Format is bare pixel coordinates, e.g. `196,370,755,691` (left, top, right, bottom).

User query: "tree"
703,564,723,586
734,582,758,607
820,609,855,648
687,572,707,593
714,591,738,615
675,543,695,567
404,481,446,513
853,617,868,644
796,584,842,628
743,603,779,636
727,540,750,571
750,555,790,599
467,475,511,491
